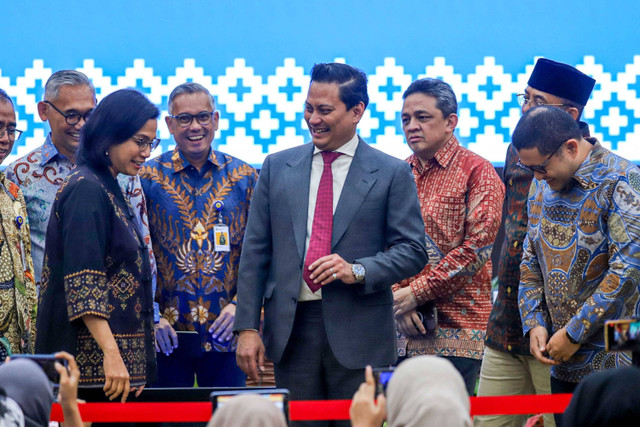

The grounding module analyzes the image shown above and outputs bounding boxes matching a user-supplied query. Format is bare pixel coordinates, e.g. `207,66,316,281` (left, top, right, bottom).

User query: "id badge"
214,224,230,252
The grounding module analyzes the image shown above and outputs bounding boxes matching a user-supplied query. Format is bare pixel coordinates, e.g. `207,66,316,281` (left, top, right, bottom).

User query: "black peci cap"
528,58,596,106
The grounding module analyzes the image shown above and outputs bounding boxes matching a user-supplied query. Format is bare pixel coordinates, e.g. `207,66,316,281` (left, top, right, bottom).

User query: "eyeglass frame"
44,100,94,126
516,93,569,109
0,127,23,141
168,111,215,127
131,135,161,152
517,140,566,174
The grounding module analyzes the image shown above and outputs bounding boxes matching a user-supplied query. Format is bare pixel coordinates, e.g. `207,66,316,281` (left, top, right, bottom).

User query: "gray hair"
167,82,215,115
0,88,13,106
403,78,458,117
44,70,95,102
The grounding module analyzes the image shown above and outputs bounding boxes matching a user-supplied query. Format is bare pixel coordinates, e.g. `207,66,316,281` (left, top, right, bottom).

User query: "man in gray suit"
235,63,428,425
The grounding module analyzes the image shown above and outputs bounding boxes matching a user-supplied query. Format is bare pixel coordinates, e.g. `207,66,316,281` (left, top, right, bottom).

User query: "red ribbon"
50,394,573,422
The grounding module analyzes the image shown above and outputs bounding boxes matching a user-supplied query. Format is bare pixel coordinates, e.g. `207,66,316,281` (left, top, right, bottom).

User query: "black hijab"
563,366,640,427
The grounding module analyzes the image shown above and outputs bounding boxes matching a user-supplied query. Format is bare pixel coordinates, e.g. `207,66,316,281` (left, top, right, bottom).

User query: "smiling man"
6,71,156,305
234,63,428,427
6,70,95,286
392,78,504,395
140,83,258,388
477,59,596,427
514,106,640,417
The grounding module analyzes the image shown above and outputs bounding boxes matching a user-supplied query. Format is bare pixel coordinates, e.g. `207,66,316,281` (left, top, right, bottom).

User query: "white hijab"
386,356,471,427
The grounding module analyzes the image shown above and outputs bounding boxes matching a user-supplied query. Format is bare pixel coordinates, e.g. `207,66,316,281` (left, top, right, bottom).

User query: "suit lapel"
332,137,378,248
284,144,314,260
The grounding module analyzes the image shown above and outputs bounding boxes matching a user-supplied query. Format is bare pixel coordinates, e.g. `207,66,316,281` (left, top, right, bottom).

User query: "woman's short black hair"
77,89,159,171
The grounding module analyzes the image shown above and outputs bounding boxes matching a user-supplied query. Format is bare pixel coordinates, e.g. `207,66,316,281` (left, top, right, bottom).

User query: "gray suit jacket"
234,137,428,369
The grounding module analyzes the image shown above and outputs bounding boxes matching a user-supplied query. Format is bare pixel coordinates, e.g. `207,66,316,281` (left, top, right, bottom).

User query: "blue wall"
3,1,640,166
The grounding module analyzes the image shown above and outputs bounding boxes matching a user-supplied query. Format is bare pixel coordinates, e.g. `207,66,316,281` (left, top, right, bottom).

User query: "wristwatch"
351,263,365,283
566,330,579,344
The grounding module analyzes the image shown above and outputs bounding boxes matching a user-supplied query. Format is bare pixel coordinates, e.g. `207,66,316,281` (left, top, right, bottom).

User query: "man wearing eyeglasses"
514,106,640,425
0,89,37,364
5,71,157,309
140,82,258,388
476,59,595,427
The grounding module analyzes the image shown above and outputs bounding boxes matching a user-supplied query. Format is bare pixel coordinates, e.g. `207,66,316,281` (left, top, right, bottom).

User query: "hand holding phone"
10,353,68,385
372,367,395,396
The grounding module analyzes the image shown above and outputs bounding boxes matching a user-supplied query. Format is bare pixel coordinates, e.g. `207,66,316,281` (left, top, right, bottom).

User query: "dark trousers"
154,342,246,388
551,376,578,427
447,356,482,396
274,301,365,427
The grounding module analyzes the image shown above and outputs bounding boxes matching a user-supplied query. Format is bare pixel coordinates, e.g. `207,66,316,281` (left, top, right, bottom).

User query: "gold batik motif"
76,329,148,386
64,270,109,321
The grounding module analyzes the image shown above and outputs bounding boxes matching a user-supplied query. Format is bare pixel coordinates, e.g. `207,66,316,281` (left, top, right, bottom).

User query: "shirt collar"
41,133,70,166
571,140,606,189
171,146,219,173
408,135,458,173
313,133,359,157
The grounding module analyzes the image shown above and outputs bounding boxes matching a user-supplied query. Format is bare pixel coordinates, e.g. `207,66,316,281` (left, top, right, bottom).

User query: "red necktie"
303,151,342,292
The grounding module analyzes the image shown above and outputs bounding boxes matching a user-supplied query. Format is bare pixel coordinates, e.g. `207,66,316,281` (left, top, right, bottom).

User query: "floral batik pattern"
520,142,640,383
0,172,37,364
141,148,257,352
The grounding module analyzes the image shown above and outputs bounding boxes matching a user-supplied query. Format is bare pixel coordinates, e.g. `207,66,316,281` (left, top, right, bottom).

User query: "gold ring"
330,267,334,274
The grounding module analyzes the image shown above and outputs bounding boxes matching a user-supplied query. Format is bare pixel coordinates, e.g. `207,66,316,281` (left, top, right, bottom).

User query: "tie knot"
321,151,342,164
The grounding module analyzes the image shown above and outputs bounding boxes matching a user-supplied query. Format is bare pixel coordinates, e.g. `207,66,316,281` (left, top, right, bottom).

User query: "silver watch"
351,263,365,283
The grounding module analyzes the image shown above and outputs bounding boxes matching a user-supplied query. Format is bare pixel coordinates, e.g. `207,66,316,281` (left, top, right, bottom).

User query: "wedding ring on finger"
332,273,337,280
330,267,334,274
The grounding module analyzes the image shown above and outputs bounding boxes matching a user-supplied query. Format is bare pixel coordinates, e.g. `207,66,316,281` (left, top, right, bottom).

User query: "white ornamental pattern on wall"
2,55,640,166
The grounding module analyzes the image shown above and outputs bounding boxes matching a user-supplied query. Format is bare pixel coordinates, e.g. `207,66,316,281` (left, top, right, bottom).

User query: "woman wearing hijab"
35,89,159,403
0,351,82,427
350,356,472,427
562,366,640,427
207,394,287,427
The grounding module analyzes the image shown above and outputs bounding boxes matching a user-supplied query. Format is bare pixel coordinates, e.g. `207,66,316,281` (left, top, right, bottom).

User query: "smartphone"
415,301,438,336
10,353,68,385
605,319,640,352
372,367,395,396
211,388,289,424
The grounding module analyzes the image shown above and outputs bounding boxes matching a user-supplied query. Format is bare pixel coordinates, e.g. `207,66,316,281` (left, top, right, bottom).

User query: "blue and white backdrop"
3,1,640,168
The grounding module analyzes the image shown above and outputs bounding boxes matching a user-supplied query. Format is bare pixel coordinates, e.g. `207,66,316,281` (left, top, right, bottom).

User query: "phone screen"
605,319,640,351
211,389,290,423
373,367,395,395
10,354,67,385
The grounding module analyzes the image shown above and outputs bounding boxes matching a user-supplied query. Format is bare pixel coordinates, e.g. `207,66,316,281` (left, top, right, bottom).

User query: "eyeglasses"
0,127,23,141
169,111,215,127
516,94,568,108
132,136,161,152
517,141,565,174
44,100,94,125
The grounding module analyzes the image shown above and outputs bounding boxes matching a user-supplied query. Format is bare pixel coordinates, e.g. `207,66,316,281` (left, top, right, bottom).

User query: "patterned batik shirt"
0,172,37,363
5,135,74,285
35,165,156,387
5,135,157,294
484,144,534,355
393,136,504,360
486,122,593,356
140,148,257,352
519,142,640,383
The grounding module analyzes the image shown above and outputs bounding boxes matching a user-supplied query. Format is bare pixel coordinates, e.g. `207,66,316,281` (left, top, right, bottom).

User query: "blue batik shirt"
519,142,640,383
140,148,257,352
